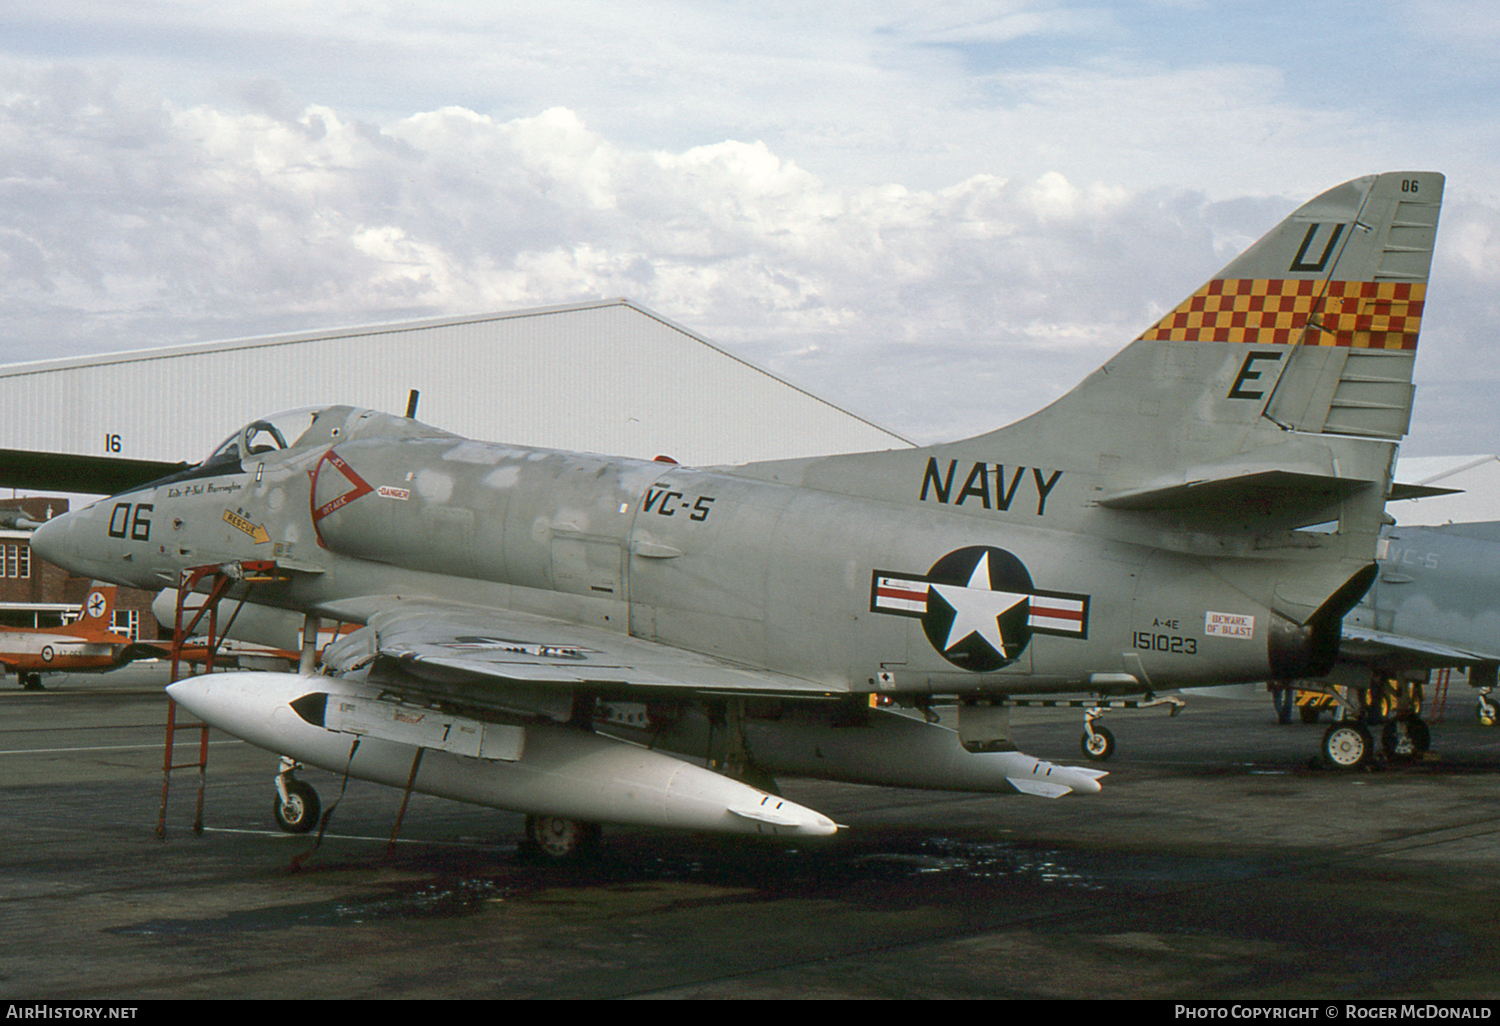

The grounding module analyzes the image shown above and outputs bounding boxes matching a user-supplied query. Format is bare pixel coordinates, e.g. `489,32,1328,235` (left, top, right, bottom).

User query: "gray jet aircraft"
30,171,1445,854
1290,519,1500,768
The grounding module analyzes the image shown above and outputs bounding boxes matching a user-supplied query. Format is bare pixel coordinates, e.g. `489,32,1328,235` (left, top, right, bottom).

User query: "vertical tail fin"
77,584,116,630
1136,172,1442,442
968,172,1444,493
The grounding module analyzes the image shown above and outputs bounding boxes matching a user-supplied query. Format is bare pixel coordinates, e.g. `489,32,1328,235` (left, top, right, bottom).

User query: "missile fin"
727,794,836,832
1006,777,1074,799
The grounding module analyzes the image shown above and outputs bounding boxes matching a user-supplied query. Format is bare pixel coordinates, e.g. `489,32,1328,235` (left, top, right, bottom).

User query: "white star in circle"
928,551,1029,657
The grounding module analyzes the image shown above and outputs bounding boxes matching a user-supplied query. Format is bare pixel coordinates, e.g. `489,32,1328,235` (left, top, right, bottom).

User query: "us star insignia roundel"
871,546,1090,672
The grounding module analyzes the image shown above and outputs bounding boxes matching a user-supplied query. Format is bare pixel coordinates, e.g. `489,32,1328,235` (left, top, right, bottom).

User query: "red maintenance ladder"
155,561,283,839
1431,667,1452,723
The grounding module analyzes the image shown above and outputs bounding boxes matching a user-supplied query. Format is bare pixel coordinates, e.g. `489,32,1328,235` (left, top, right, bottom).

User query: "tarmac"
3,663,1500,1000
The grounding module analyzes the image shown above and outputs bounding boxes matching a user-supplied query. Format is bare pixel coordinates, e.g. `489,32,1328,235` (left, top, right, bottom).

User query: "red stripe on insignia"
1031,602,1083,622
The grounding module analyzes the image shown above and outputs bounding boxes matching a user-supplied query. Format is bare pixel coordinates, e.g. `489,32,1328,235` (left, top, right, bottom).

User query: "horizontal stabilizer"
1387,481,1462,502
1096,435,1384,516
1099,468,1371,513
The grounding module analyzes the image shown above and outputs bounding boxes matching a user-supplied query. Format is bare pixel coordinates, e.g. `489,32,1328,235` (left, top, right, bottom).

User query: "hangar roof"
0,299,911,476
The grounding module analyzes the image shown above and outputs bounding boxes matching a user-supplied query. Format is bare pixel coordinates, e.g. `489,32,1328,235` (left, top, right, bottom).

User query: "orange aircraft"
1,585,141,690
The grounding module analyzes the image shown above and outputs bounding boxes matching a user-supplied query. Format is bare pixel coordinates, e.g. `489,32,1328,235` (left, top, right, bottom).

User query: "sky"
1,1,1497,455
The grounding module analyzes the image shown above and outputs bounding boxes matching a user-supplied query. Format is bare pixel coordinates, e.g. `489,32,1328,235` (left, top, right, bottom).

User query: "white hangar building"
0,299,911,482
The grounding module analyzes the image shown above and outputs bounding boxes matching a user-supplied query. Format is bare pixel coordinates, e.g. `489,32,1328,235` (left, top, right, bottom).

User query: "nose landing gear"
273,759,322,834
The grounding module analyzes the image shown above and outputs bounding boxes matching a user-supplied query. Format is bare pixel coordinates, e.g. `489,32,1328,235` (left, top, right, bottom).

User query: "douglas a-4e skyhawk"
31,171,1445,855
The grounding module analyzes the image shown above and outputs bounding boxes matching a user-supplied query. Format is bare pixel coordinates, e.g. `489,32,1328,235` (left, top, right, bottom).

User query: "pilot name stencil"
918,458,1063,516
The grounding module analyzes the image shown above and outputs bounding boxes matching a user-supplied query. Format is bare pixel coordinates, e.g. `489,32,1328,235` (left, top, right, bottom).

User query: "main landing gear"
1316,716,1432,770
522,815,602,859
1380,716,1431,763
1287,674,1432,770
1320,721,1375,770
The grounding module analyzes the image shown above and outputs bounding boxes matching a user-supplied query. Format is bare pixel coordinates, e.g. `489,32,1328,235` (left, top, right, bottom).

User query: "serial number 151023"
1132,630,1197,655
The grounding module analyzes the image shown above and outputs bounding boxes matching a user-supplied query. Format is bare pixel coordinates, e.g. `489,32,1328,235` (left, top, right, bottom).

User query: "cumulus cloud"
0,65,1496,448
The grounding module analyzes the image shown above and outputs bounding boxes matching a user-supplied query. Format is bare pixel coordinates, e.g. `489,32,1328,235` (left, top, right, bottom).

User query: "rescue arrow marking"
223,509,271,544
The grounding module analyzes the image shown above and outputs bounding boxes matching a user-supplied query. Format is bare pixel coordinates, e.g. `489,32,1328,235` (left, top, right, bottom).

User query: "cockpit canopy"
203,406,335,466
198,405,451,472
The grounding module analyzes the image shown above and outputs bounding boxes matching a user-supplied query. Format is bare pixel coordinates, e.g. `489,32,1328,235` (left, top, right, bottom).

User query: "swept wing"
323,600,849,698
1339,624,1499,669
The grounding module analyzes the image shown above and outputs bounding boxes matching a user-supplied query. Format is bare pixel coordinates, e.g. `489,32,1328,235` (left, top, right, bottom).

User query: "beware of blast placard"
1205,611,1255,640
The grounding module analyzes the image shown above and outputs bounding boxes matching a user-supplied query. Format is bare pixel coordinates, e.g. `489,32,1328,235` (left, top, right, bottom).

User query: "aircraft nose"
28,511,73,569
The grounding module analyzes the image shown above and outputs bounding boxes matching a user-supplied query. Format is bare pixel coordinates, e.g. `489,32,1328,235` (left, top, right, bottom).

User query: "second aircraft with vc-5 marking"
1273,519,1500,769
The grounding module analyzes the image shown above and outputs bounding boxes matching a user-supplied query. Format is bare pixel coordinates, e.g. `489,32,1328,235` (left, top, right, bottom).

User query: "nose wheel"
273,761,321,834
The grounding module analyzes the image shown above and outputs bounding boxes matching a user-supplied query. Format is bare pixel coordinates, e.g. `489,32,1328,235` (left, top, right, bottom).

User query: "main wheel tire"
1299,704,1322,724
1381,717,1431,763
524,815,601,859
272,779,321,834
1080,723,1115,762
1321,722,1374,769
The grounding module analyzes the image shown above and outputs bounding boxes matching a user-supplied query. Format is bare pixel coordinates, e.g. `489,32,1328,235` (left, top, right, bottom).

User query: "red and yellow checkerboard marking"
1138,279,1425,350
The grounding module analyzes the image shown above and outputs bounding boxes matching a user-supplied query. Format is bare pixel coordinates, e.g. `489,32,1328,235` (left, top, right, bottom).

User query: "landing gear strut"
997,694,1182,764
